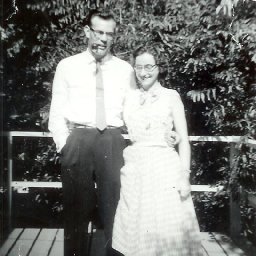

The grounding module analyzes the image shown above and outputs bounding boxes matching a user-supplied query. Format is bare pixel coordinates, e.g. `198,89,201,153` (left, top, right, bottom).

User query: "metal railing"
4,131,256,239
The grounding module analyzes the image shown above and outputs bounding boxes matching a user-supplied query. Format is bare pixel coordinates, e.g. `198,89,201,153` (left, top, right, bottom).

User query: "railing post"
7,132,13,233
229,142,241,240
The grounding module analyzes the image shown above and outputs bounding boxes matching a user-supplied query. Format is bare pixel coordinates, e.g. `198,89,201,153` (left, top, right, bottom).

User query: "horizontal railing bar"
4,131,130,140
190,136,256,146
3,131,256,146
12,181,62,188
190,136,241,142
191,185,224,192
11,181,224,192
4,131,52,137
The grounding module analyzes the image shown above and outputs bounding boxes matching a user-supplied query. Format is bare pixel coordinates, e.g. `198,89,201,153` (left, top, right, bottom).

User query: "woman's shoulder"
162,87,179,95
158,87,184,113
160,87,181,100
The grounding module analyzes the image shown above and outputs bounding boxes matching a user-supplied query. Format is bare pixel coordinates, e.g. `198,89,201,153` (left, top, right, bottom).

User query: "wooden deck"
0,228,249,256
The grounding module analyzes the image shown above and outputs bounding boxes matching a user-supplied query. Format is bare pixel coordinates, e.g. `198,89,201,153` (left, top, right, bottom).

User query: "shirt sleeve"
124,64,136,94
48,61,69,152
123,90,138,134
121,63,136,122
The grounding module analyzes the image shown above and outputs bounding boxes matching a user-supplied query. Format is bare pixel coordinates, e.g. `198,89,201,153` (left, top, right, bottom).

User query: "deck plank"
37,229,58,241
49,241,63,256
29,229,58,256
19,228,40,240
55,229,64,241
212,232,246,256
29,240,52,256
7,229,24,239
8,229,40,256
1,229,249,256
0,229,24,256
201,232,226,256
0,239,18,256
48,229,64,256
8,239,34,256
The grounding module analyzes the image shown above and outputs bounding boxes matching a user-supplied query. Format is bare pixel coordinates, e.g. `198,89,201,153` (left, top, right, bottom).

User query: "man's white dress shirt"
48,50,135,152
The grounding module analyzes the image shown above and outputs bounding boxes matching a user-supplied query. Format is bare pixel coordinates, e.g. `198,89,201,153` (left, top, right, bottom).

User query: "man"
48,10,134,256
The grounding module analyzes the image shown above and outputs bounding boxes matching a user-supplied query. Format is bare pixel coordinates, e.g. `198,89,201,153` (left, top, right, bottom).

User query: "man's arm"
165,130,180,147
48,61,69,152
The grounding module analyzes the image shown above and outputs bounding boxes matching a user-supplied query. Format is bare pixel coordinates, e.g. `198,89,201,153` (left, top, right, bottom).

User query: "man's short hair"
83,9,116,27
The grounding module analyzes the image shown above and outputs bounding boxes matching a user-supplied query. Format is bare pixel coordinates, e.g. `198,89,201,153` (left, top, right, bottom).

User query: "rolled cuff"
53,132,69,153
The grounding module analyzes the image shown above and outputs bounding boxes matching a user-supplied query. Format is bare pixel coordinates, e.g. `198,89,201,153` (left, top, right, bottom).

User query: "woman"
112,45,203,256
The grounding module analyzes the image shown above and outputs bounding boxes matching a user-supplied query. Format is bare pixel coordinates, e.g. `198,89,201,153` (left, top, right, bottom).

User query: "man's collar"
84,49,113,64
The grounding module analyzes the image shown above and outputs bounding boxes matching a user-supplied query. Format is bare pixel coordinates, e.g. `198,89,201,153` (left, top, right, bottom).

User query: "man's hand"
164,130,180,147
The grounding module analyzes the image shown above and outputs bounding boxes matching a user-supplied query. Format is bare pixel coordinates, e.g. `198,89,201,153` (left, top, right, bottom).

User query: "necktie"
96,61,107,131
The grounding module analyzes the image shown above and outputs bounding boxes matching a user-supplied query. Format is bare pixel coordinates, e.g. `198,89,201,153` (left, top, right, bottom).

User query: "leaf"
216,5,223,15
251,54,256,63
201,92,205,103
212,88,217,100
221,105,225,116
206,89,211,101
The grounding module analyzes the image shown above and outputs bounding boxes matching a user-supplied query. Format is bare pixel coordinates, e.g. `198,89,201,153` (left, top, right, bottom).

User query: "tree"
2,0,256,242
2,0,255,136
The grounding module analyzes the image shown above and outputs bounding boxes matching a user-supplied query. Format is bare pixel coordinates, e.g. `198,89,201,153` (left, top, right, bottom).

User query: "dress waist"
132,141,171,148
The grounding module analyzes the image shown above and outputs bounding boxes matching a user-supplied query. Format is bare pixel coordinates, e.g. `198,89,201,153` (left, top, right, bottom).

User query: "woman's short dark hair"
132,44,168,79
83,9,116,27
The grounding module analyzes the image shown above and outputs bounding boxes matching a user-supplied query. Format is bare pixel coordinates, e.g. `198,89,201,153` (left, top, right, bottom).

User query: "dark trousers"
60,128,126,256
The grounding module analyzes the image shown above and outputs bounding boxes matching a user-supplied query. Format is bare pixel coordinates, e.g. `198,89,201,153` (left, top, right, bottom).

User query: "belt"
67,122,129,139
67,122,118,130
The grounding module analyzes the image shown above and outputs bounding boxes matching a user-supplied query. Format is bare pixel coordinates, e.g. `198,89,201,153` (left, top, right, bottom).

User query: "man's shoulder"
58,52,86,67
112,56,133,70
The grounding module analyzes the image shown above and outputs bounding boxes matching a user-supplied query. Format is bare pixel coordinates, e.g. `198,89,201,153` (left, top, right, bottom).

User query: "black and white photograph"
1,0,256,255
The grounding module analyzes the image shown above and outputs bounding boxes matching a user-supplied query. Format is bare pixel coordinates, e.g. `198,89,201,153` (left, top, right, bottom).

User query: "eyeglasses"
89,27,115,39
134,64,158,72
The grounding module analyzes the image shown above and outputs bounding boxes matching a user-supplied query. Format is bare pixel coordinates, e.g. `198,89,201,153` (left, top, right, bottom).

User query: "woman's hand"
165,130,180,147
177,170,191,200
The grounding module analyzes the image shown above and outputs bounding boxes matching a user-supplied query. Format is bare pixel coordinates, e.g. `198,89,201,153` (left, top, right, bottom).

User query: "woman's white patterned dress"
112,83,203,256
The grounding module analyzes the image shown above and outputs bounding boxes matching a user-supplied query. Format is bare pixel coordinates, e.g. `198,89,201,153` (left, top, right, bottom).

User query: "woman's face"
134,53,159,91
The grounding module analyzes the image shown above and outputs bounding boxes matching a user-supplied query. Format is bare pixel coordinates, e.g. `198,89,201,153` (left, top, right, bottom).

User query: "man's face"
85,16,116,60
